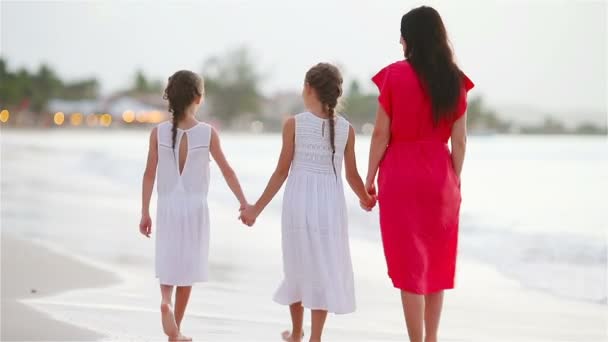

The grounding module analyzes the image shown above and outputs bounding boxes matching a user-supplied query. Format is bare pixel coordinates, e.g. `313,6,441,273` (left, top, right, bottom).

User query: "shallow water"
1,129,606,340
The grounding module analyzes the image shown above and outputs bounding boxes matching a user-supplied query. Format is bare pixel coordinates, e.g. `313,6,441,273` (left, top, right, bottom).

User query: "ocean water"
1,130,606,340
2,131,606,303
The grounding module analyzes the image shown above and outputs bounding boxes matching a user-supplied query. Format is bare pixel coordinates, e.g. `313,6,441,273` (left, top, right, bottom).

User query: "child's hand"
139,214,152,238
360,194,377,212
239,204,258,227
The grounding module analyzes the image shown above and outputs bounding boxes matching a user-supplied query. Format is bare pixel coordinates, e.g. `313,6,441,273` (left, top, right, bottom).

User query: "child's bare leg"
160,285,178,337
174,286,192,330
423,291,444,342
309,309,327,342
281,302,304,341
401,290,424,342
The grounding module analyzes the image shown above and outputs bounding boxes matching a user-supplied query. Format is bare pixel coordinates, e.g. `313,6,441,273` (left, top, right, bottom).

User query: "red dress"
372,61,474,294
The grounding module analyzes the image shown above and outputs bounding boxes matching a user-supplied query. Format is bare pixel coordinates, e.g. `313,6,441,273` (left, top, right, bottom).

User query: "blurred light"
53,112,65,126
0,109,9,123
100,113,112,127
362,123,374,135
148,110,163,123
86,113,99,127
250,120,264,134
122,110,135,123
135,111,148,123
70,112,83,126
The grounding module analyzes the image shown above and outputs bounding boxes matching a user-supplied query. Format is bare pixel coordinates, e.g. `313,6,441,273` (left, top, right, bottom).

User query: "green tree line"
0,57,99,113
2,52,603,134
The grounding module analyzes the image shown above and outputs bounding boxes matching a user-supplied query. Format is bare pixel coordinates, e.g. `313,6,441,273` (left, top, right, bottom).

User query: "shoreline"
1,234,120,341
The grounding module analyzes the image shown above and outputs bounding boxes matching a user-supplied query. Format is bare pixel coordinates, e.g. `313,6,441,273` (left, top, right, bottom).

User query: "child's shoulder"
155,120,172,130
335,113,352,130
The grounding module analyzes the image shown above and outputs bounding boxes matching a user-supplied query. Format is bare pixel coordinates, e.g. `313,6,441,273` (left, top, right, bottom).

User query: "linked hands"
361,177,378,211
238,203,258,227
238,178,378,228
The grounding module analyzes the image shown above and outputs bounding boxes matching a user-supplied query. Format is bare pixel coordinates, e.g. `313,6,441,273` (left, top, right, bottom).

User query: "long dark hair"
162,70,203,149
305,63,343,177
401,6,463,124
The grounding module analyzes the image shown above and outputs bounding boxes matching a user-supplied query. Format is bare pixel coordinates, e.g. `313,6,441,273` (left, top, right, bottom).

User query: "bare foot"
160,303,179,338
281,330,303,342
168,333,192,341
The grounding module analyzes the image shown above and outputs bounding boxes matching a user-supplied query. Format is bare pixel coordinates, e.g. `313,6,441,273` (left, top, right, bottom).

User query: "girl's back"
155,120,212,286
141,69,250,341
290,111,350,177
156,121,212,197
277,111,355,314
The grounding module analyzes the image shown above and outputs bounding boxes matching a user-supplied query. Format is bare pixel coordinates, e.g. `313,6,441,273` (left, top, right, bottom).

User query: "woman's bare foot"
168,333,192,341
281,330,303,342
160,303,179,338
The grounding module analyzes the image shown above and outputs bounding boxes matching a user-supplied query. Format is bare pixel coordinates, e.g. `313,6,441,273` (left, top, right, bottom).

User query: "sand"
1,234,118,341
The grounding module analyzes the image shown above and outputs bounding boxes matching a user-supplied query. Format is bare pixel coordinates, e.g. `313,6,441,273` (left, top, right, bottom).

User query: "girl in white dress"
139,70,248,341
240,63,376,342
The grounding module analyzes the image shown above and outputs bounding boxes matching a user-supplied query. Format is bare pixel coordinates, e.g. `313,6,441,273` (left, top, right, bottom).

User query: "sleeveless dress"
372,61,474,294
155,121,212,286
273,112,356,314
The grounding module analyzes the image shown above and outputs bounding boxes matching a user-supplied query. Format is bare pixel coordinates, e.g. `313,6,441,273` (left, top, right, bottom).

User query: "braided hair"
162,70,203,150
305,63,343,177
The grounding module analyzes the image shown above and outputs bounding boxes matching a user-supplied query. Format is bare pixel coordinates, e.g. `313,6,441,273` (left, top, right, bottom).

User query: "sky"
1,0,606,123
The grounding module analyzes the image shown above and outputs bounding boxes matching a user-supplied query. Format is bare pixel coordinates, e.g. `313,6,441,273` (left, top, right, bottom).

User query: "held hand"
365,177,377,197
238,204,258,227
139,214,152,238
360,193,377,212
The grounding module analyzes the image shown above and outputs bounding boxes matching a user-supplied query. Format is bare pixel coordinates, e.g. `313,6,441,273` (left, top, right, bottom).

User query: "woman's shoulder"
373,60,416,87
378,60,413,74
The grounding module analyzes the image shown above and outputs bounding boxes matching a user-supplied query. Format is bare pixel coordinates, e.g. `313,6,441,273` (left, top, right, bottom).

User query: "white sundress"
274,111,356,314
155,121,211,286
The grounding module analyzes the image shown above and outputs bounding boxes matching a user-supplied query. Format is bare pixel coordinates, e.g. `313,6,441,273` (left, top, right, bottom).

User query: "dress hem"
272,295,355,315
389,276,455,295
157,276,208,287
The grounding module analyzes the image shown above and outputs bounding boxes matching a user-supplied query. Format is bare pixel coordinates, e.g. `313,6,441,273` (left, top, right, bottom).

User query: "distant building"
47,99,101,115
46,96,168,127
262,91,304,120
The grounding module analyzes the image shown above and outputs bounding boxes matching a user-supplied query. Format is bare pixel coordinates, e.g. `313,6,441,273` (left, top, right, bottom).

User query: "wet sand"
1,234,118,341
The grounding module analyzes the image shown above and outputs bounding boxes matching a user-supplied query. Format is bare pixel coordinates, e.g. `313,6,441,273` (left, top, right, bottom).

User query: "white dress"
274,112,356,314
155,121,211,286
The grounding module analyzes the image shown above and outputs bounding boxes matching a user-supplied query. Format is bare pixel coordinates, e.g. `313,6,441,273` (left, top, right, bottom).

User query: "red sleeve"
462,73,474,92
372,66,392,117
454,72,475,121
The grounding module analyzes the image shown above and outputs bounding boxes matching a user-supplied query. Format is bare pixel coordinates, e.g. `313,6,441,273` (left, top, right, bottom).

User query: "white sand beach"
1,235,118,341
1,130,606,341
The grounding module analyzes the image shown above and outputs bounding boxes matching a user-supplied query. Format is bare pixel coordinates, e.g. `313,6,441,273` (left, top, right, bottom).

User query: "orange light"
0,109,9,123
70,113,83,126
53,112,65,126
148,110,164,123
135,111,148,123
122,110,135,123
100,113,112,127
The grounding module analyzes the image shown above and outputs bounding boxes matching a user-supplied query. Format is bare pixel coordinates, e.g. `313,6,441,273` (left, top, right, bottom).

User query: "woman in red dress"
365,6,474,342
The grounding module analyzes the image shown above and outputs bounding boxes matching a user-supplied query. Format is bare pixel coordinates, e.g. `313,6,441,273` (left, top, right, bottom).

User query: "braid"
304,63,343,179
326,104,337,178
171,114,179,149
162,70,204,152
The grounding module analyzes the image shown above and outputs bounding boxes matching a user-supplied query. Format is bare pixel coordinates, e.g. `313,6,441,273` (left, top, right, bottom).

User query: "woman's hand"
365,176,376,197
360,176,378,211
360,193,377,211
139,213,152,238
239,204,258,227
